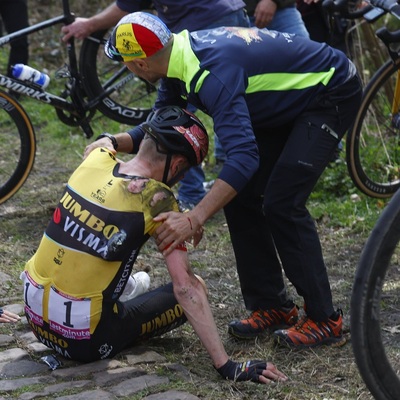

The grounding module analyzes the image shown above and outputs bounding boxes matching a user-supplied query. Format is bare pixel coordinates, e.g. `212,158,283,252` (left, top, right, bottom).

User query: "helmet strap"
162,153,172,185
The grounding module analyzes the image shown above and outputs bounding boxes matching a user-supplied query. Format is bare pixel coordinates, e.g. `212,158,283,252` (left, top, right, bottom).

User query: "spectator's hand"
303,0,320,4
216,359,288,383
61,18,92,42
154,211,202,255
254,0,278,28
83,138,116,159
0,308,21,324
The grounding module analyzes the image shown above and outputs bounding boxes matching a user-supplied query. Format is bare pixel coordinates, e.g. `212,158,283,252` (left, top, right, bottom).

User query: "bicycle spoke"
358,71,400,188
347,61,400,197
352,189,400,399
380,259,400,375
0,120,22,191
80,30,156,124
96,60,156,109
0,92,35,204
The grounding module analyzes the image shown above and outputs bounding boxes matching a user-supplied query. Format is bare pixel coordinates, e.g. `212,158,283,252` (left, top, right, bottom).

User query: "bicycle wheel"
345,19,387,87
79,30,156,126
346,59,400,198
351,188,400,399
0,90,36,205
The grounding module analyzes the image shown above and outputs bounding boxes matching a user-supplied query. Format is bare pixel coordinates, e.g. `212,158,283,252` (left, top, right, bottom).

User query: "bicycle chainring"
55,88,96,127
55,107,96,127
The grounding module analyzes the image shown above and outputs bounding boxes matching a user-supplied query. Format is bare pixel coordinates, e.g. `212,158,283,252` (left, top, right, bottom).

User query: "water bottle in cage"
12,64,50,89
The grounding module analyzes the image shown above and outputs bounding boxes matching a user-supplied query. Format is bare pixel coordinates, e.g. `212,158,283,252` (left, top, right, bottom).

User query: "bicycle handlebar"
376,26,400,43
322,0,372,19
62,0,75,25
322,0,400,20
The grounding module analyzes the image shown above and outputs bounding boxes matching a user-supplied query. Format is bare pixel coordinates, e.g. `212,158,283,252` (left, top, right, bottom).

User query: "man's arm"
154,179,237,256
165,249,229,369
164,248,287,383
83,123,147,159
61,3,127,42
152,73,260,254
83,132,134,159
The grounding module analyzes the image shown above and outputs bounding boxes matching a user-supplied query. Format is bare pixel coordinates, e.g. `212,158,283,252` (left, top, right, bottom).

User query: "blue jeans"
178,8,250,205
249,6,310,38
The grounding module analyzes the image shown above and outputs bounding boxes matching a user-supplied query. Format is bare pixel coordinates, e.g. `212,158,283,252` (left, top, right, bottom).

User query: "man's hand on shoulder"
83,138,116,159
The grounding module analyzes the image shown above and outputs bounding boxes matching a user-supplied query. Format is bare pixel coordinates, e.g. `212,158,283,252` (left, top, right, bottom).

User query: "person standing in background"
296,0,350,54
245,0,309,36
0,0,29,77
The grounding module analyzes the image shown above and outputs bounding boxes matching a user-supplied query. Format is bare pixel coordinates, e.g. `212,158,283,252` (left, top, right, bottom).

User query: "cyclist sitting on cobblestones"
21,106,286,384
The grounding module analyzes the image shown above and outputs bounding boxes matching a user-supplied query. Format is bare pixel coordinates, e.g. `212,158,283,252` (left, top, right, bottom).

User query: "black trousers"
0,0,29,76
224,74,362,322
26,283,187,363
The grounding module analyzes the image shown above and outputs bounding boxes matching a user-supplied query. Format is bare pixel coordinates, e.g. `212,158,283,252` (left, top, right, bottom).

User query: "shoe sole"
273,334,347,349
228,323,293,340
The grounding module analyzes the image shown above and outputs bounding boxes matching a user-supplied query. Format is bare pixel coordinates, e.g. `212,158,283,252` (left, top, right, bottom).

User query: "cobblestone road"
0,303,201,400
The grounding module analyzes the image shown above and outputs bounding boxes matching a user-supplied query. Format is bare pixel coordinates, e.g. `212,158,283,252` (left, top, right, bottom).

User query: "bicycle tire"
79,30,155,126
351,188,400,399
346,59,400,198
0,90,36,205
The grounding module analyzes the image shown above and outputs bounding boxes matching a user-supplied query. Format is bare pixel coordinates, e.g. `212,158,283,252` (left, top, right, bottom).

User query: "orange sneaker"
228,305,299,339
273,309,346,348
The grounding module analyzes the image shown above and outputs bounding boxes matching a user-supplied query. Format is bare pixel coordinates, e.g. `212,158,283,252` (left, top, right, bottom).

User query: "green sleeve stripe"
247,68,336,93
194,70,210,93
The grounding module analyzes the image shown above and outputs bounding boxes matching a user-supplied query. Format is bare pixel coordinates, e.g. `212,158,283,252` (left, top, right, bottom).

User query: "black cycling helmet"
143,106,209,167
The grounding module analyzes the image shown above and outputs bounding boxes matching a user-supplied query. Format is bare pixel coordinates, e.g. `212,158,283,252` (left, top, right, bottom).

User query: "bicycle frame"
0,0,109,138
392,71,400,115
0,0,156,206
0,14,74,100
377,30,400,116
323,0,400,197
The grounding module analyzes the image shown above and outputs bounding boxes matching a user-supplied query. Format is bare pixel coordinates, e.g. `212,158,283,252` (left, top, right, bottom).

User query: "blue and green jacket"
130,27,354,192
